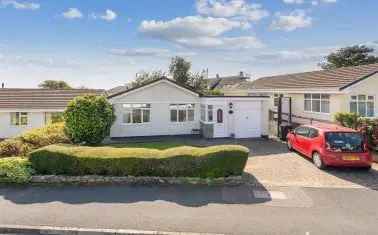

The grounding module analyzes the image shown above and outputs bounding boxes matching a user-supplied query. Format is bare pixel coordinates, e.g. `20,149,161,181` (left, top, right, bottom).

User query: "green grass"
104,141,187,150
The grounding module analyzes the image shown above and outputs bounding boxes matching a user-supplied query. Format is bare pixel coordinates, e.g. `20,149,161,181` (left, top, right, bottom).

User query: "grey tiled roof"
0,88,104,109
239,63,378,90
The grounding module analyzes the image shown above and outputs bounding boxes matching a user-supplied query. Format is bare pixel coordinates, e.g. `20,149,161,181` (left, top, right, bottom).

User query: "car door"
293,127,310,155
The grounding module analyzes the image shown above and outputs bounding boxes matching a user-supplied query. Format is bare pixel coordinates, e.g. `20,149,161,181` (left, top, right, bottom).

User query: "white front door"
213,106,227,138
234,102,261,138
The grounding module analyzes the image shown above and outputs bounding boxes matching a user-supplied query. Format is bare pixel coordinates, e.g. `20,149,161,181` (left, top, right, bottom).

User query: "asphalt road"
0,184,377,235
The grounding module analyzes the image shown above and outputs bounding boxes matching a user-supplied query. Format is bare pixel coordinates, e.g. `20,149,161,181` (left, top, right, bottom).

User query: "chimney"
216,74,220,79
239,71,244,77
1,83,4,88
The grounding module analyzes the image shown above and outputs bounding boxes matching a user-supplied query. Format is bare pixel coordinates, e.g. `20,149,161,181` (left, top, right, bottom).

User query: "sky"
0,0,378,89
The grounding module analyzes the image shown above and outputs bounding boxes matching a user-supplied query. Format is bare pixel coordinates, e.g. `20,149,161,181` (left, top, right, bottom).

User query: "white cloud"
0,0,39,10
282,0,304,4
62,8,83,19
139,16,263,50
270,10,312,31
321,0,337,3
91,9,117,22
312,0,337,6
196,0,269,22
110,48,170,57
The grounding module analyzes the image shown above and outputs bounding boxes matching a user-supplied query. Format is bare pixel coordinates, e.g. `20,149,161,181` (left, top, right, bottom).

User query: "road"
0,184,377,235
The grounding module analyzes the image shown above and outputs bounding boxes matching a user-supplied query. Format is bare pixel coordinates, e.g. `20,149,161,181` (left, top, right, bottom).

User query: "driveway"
244,140,378,189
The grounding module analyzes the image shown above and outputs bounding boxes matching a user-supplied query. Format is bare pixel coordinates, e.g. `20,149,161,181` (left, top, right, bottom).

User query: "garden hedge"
29,144,249,178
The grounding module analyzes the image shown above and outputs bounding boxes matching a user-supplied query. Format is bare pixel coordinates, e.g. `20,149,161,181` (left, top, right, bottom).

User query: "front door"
213,106,227,138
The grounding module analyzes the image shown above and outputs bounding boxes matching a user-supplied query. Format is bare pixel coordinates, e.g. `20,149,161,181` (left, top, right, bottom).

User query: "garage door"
234,102,261,138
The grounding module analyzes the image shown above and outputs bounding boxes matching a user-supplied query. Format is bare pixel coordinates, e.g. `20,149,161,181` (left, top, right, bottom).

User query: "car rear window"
325,132,364,152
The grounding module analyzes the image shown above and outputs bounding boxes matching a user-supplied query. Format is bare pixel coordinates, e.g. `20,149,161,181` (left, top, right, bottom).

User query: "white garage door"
234,102,261,138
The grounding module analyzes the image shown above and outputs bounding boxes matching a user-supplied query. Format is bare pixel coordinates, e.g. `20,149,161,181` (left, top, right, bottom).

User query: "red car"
287,123,372,170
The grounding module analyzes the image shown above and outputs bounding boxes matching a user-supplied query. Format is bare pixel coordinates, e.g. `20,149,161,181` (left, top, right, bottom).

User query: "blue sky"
0,0,377,89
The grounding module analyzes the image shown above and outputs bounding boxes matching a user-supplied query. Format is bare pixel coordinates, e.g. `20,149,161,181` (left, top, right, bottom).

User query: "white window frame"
349,95,375,117
273,93,284,107
122,104,151,124
10,112,28,126
170,104,195,123
304,93,330,114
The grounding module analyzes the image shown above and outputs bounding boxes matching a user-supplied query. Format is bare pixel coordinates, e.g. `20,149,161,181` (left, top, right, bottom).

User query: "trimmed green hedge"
29,144,249,178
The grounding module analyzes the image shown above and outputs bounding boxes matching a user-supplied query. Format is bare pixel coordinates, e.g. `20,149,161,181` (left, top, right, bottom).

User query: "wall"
0,112,45,138
109,81,201,137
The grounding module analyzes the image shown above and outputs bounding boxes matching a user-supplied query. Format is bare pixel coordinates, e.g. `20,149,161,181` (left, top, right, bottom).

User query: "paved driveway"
243,140,378,189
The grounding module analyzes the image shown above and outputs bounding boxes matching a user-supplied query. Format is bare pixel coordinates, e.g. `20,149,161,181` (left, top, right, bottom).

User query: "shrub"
0,122,69,158
20,122,70,148
334,112,361,129
29,144,249,178
64,95,115,145
0,157,34,183
0,139,31,157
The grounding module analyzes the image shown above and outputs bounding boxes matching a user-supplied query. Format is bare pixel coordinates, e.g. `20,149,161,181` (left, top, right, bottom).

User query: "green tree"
169,56,192,84
131,71,166,88
320,45,378,69
39,80,72,89
64,95,115,145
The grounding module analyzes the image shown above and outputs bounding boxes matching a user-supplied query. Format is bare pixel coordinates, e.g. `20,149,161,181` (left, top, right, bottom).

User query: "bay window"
350,95,375,117
122,104,151,124
304,94,330,113
170,104,195,122
11,112,28,126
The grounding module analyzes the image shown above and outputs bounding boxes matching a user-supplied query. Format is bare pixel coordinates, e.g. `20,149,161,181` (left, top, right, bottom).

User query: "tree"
64,95,115,145
39,80,72,89
131,71,166,88
169,56,192,84
320,45,378,69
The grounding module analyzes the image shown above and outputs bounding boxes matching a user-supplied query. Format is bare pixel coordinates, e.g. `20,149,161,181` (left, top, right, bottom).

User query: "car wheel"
361,166,372,171
287,140,293,151
313,152,326,169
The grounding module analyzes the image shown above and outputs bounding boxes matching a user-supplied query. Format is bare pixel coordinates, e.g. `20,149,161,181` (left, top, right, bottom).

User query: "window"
122,104,151,124
170,104,195,122
304,94,330,113
207,105,213,122
200,104,206,121
45,112,64,124
274,94,284,107
295,127,309,137
308,128,319,138
11,112,28,126
350,95,374,117
217,109,223,123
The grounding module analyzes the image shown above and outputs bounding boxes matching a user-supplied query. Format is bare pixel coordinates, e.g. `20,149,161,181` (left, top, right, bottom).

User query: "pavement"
0,184,377,235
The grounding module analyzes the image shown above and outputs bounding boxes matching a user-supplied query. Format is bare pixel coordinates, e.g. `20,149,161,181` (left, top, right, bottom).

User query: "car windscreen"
325,132,364,152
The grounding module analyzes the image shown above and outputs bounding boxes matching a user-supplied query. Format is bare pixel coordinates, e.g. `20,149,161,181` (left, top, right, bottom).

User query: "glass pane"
170,109,177,122
321,101,330,113
179,109,186,122
321,94,330,100
51,112,63,123
20,113,28,125
358,102,366,116
367,102,374,117
132,109,142,123
217,109,223,123
208,110,213,122
350,102,357,113
200,106,206,121
312,94,320,99
358,95,366,101
188,109,194,121
351,96,357,100
368,96,374,101
11,113,19,125
304,100,311,111
312,100,321,112
143,109,150,122
304,94,311,99
123,112,131,123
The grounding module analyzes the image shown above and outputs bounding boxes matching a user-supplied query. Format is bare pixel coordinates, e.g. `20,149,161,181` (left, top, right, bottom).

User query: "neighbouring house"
205,72,250,95
0,88,103,138
239,63,378,124
107,78,269,139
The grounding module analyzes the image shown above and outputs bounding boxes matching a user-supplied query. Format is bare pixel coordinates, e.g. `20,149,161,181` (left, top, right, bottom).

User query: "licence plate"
342,155,360,161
